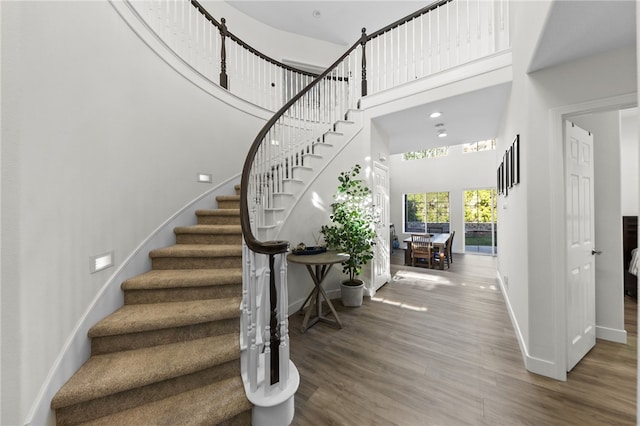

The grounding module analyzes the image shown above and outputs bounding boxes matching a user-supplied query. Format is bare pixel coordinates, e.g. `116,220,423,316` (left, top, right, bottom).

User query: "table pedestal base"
298,263,343,333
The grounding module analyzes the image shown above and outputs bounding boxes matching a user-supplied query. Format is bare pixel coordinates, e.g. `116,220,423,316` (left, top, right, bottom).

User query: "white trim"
549,92,637,381
496,272,564,380
25,175,241,426
596,325,628,344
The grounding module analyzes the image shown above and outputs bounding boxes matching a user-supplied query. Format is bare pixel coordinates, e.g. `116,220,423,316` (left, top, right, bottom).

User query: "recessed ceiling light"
430,112,442,118
312,10,321,18
438,132,448,138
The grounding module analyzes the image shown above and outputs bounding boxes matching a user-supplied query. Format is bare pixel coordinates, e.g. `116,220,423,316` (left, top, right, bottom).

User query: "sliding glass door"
464,189,497,255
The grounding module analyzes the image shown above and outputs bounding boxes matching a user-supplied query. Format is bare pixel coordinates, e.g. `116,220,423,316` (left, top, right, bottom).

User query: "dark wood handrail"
190,0,319,78
240,0,454,255
367,0,453,40
240,32,366,255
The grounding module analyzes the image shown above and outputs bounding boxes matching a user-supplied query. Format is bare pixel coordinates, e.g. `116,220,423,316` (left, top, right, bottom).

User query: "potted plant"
321,164,378,307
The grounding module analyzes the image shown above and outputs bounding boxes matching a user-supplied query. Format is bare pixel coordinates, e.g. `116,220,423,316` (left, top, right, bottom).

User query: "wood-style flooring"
288,252,637,425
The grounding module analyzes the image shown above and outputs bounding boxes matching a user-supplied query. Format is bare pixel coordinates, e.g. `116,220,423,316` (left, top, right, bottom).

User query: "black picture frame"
503,152,508,196
508,146,514,188
513,134,520,184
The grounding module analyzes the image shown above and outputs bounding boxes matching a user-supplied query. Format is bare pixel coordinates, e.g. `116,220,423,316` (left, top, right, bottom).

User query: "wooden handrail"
190,0,319,78
367,0,453,40
240,0,455,255
240,33,366,255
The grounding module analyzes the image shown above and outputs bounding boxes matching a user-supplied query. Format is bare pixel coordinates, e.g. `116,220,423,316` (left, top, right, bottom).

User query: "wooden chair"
447,230,455,264
433,234,452,269
411,234,432,268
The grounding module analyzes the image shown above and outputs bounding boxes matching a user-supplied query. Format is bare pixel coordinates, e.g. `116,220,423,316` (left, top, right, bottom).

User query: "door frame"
548,93,636,380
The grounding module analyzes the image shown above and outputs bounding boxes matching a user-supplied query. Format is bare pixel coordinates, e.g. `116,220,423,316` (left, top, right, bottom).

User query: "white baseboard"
495,272,566,381
596,325,627,344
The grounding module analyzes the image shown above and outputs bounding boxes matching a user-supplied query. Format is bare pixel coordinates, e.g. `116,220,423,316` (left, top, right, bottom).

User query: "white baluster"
278,252,290,389
263,261,271,396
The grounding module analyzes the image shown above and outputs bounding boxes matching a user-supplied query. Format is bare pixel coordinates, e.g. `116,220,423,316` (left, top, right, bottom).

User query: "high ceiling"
226,1,428,46
226,0,637,153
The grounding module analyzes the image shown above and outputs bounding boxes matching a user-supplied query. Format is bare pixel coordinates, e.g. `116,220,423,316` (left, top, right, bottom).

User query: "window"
403,146,449,161
403,192,450,233
464,189,497,254
463,140,496,153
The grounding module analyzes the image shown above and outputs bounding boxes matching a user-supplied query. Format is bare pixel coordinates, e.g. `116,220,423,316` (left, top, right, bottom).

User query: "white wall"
621,108,639,216
0,1,346,424
496,0,637,379
389,144,497,255
573,111,626,343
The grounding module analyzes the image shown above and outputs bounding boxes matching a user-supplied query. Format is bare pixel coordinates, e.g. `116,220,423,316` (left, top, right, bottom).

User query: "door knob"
592,249,602,255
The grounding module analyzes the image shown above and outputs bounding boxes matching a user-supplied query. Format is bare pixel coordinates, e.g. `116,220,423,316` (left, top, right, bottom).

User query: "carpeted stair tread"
174,224,242,235
195,209,240,216
51,334,239,409
149,244,241,258
88,298,241,338
122,269,242,291
80,376,251,426
215,195,240,201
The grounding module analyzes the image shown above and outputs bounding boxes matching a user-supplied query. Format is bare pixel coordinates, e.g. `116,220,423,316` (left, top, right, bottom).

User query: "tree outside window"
404,192,450,233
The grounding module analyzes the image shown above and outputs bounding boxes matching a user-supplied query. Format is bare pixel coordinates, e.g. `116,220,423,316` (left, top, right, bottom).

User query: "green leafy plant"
321,164,378,285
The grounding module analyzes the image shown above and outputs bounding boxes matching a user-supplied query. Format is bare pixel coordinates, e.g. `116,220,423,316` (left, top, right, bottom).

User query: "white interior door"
565,120,596,372
372,162,390,293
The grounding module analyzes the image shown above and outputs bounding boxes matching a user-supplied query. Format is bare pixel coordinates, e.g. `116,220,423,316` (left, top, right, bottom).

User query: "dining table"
403,233,451,269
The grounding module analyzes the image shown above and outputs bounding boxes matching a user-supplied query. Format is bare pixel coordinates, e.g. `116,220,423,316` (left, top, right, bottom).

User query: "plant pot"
340,279,364,307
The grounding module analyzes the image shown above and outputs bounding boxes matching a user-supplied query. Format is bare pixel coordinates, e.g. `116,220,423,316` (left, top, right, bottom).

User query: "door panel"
565,121,596,372
372,162,390,293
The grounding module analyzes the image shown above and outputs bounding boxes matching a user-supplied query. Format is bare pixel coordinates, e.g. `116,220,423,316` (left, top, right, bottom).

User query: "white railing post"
278,253,290,389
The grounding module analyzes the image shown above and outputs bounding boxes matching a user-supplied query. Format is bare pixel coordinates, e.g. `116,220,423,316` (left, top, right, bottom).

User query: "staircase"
51,187,252,425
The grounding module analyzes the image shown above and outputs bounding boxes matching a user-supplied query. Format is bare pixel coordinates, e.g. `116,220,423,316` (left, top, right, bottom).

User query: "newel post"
360,27,368,97
219,18,229,89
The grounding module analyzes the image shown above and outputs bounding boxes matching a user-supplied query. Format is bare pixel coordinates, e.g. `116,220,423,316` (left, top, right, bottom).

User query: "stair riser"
124,284,242,304
175,234,242,245
217,200,240,209
152,256,242,270
291,166,314,181
91,318,240,355
54,360,241,425
196,215,241,225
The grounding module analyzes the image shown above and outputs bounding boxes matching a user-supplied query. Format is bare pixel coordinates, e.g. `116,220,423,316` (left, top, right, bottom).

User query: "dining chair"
411,234,432,268
433,234,452,269
447,230,455,263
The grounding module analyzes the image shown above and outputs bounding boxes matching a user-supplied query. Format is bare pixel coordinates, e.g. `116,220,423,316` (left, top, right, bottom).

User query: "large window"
403,147,449,161
404,192,450,233
464,189,497,254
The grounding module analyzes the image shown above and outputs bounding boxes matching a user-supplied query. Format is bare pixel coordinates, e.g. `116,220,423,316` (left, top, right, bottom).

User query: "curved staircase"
51,186,252,425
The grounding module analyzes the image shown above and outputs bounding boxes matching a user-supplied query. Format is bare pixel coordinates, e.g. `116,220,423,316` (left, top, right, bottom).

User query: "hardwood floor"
288,252,637,425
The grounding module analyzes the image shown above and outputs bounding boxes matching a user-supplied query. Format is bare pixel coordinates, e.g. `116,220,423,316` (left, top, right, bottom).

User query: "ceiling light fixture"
430,112,442,118
438,131,448,138
312,10,321,18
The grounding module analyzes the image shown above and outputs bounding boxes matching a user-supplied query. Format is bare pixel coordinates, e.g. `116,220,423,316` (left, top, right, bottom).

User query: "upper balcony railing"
123,0,509,112
126,0,318,111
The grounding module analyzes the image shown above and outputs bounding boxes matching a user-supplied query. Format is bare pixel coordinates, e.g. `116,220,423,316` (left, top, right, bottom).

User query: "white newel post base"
246,361,300,426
